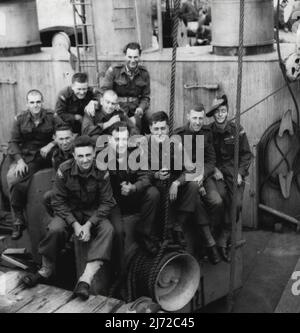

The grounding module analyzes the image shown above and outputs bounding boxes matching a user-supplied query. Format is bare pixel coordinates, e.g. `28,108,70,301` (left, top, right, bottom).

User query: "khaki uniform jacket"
52,159,116,226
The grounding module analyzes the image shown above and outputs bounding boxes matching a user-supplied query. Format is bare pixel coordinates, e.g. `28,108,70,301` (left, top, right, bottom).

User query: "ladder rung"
75,23,93,27
72,2,92,5
114,7,135,10
79,59,97,62
77,44,95,47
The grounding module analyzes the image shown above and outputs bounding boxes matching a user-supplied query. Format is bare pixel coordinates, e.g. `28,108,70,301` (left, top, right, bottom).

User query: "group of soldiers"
3,42,252,301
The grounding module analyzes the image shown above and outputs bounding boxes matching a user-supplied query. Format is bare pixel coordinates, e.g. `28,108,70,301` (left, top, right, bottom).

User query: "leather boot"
73,281,90,300
206,245,221,265
11,218,25,240
218,246,231,263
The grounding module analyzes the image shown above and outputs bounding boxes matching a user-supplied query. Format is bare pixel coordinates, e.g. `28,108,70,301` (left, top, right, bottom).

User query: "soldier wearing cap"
98,42,151,133
55,72,100,134
22,136,116,300
7,89,62,240
206,94,252,261
174,105,221,264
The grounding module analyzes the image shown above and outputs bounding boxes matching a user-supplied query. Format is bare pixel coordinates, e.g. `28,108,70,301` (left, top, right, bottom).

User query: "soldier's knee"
186,181,199,194
43,190,53,201
101,219,114,236
47,218,66,235
205,190,223,208
145,186,160,202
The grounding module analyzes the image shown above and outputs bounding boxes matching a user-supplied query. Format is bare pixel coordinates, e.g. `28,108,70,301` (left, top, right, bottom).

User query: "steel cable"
227,0,245,313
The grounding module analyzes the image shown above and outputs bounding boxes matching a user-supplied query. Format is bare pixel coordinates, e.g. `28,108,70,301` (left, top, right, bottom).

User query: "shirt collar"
122,65,140,77
27,108,47,123
70,160,97,178
212,121,231,134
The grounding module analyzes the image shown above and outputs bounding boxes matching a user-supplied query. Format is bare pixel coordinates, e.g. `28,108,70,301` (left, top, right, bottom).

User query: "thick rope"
227,0,245,313
148,0,181,299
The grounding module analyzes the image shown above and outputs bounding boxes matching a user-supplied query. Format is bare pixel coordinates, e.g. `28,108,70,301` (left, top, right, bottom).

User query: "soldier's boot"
11,217,25,240
74,260,103,300
217,229,231,263
171,225,187,249
171,212,189,249
22,256,54,288
198,225,221,265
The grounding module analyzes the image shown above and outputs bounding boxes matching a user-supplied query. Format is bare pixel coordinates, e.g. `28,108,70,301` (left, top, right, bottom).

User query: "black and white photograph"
0,0,300,317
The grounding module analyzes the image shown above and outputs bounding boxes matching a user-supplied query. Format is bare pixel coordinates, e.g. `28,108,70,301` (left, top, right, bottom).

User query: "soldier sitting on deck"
174,104,222,264
22,136,116,301
206,94,252,262
92,42,151,134
82,89,138,144
7,89,62,240
96,121,160,255
147,111,220,264
55,72,100,134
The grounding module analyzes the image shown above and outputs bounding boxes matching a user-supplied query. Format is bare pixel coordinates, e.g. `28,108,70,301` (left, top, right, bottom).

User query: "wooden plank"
56,294,122,313
275,257,300,313
1,270,26,294
93,296,122,313
0,294,34,313
16,285,72,313
55,295,102,313
2,284,49,313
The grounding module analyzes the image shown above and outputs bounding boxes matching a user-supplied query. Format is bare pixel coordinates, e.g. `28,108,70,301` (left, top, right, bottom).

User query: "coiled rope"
147,0,181,300
125,0,182,303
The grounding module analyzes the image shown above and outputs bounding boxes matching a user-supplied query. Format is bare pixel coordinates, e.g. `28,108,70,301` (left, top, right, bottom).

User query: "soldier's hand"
237,173,243,186
73,221,82,239
214,168,224,181
14,159,28,177
107,115,121,127
74,114,83,122
192,173,204,186
199,186,207,196
121,181,136,196
129,116,137,126
169,181,179,202
84,100,98,117
80,221,92,242
40,142,55,158
156,168,170,180
135,107,144,118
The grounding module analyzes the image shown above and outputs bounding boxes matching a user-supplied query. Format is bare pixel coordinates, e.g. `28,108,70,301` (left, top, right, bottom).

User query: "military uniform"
7,109,60,222
105,148,160,252
43,146,73,216
100,64,150,132
174,123,223,224
50,146,73,172
82,106,138,143
174,124,216,178
145,135,216,254
38,159,116,263
208,121,252,245
55,86,100,134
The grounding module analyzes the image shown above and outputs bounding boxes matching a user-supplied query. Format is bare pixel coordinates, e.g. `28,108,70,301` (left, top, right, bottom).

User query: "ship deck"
0,270,125,313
